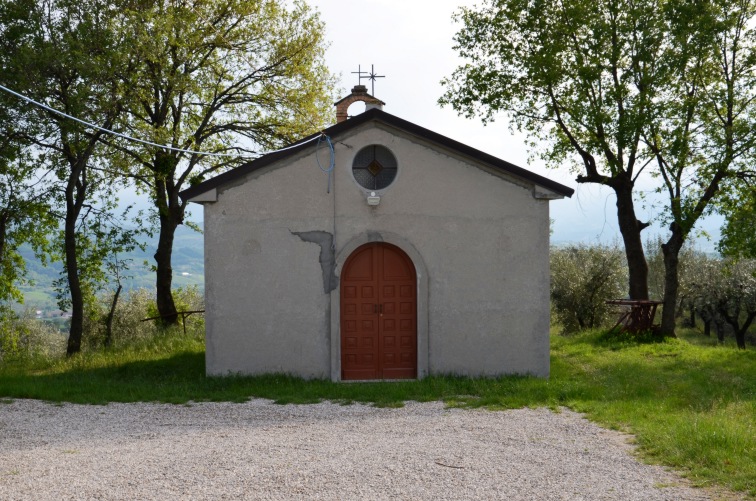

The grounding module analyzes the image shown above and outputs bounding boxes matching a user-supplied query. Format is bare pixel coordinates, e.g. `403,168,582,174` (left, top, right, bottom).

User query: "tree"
51,202,141,349
0,0,133,354
103,251,130,348
0,136,55,305
441,0,756,337
550,244,626,333
645,0,756,336
688,257,726,339
0,7,56,305
717,260,756,349
646,236,703,320
718,178,756,259
689,258,756,349
109,0,336,324
441,0,666,300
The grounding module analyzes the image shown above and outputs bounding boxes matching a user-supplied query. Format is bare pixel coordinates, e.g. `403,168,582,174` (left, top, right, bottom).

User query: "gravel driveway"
0,399,715,500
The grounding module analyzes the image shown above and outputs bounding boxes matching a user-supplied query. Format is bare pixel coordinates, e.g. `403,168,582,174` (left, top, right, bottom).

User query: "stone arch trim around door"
330,233,429,381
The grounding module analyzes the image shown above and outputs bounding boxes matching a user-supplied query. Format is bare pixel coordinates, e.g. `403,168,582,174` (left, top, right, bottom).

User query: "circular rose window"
352,145,397,190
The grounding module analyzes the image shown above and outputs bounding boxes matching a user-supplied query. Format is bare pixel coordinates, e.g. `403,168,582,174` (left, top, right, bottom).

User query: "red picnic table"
605,299,663,333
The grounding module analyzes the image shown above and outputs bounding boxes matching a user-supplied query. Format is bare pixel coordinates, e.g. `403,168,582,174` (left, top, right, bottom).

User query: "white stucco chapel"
180,86,573,381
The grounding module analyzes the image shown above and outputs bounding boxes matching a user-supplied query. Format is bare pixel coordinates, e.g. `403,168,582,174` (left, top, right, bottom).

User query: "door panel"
341,243,417,380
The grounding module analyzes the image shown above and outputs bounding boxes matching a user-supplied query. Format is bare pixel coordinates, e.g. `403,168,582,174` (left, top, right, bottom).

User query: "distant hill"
16,224,205,313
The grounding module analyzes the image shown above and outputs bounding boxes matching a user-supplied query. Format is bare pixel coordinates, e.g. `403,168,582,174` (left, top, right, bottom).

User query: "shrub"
550,244,626,334
0,308,65,362
80,286,205,350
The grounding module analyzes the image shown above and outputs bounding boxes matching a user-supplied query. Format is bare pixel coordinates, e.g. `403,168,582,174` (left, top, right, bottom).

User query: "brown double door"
340,243,417,380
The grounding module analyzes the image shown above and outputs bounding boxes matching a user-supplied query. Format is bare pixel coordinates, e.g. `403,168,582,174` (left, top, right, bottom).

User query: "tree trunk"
675,296,685,318
724,311,753,350
154,225,178,326
62,147,93,356
688,306,695,328
660,226,684,337
739,312,755,350
152,170,182,326
614,182,649,300
154,221,178,326
715,319,726,342
735,331,746,350
104,283,122,347
703,318,711,336
65,182,85,356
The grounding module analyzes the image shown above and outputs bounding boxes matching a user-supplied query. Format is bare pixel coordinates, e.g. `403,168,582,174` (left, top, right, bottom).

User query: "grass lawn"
0,328,753,496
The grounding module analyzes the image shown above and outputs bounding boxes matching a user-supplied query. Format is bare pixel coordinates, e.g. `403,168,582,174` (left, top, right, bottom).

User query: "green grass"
0,328,753,496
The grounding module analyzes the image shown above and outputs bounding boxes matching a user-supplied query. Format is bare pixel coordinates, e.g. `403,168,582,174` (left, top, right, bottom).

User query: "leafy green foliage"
52,206,142,309
645,236,704,303
719,183,756,259
441,0,756,331
0,158,54,304
13,224,205,311
440,0,681,300
0,0,142,354
0,308,65,362
82,286,204,351
441,0,661,176
0,59,56,304
109,0,337,322
644,0,756,334
550,244,626,333
144,286,204,324
1,0,336,346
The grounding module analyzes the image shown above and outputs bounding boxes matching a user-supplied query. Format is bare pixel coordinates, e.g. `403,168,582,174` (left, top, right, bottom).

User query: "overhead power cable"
0,83,321,159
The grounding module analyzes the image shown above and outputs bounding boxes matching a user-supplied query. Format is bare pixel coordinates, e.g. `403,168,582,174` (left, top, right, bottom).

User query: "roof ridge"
179,109,574,201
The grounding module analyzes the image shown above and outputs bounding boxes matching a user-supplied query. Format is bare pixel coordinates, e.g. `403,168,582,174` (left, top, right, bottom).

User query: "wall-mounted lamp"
367,191,381,206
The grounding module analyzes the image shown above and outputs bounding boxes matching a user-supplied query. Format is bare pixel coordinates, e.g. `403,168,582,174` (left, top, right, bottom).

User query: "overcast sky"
312,0,723,250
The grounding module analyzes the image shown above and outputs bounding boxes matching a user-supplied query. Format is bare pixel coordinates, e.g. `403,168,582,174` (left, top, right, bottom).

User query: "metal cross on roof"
351,64,385,96
351,65,367,86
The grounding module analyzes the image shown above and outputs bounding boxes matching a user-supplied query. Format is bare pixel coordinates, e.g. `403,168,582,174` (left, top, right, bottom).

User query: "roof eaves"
179,111,385,201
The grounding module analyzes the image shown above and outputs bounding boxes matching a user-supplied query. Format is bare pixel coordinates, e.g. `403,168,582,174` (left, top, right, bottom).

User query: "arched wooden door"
340,243,417,380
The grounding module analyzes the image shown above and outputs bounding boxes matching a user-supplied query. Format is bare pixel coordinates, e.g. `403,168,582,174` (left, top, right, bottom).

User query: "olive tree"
689,258,756,349
645,236,702,319
550,244,626,333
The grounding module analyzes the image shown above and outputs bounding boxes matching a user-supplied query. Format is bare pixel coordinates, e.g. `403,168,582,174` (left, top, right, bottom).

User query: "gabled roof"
179,108,574,201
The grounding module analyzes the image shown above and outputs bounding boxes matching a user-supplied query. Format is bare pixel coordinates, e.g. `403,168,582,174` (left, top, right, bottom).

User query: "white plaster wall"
203,121,552,378
204,154,335,377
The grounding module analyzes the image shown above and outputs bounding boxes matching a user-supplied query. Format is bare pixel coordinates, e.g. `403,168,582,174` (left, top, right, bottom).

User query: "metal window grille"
352,145,397,190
